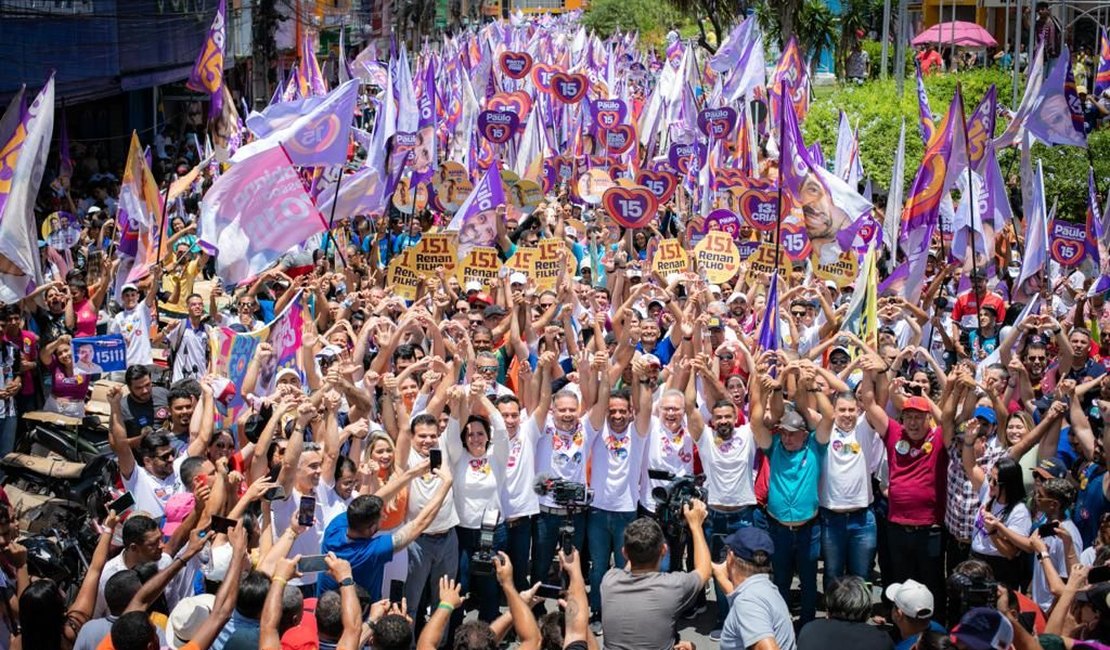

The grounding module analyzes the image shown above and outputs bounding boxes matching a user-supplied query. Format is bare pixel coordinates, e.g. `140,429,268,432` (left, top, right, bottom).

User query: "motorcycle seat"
22,411,82,428
1,453,85,480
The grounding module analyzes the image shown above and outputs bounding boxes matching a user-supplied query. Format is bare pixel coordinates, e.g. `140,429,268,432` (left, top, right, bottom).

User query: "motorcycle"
1,450,116,531
15,410,112,465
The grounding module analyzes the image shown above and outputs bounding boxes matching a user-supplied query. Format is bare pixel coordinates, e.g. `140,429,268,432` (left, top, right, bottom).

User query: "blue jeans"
505,516,534,592
768,516,821,625
706,506,755,627
0,416,17,458
587,508,637,613
456,524,508,622
820,507,878,591
534,510,586,589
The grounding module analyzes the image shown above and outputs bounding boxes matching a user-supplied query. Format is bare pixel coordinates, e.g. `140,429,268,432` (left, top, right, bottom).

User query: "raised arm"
390,465,454,552
107,385,137,480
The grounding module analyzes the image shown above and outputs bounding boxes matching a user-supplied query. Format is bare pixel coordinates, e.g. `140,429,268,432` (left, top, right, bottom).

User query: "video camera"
533,474,594,509
470,509,500,577
649,469,707,541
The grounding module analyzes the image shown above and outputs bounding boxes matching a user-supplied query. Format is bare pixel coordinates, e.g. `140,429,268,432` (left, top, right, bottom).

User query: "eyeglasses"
717,354,734,361
238,303,254,310
476,365,498,374
157,450,176,462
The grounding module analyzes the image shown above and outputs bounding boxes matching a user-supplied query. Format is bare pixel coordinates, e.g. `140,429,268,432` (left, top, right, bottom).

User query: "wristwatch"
339,577,356,588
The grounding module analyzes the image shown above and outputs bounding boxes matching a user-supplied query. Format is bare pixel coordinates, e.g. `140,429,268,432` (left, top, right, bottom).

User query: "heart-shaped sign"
551,73,589,104
667,142,707,176
478,110,519,144
488,91,532,126
591,98,627,130
780,221,812,262
605,162,629,180
635,169,678,204
603,124,636,155
696,107,739,140
714,168,747,190
602,186,659,229
705,209,742,240
737,187,778,232
499,51,533,79
531,63,562,95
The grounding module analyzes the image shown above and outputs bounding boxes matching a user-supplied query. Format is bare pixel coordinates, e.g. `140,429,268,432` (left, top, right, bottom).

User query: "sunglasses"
791,311,806,318
717,354,734,361
476,366,498,374
157,450,176,462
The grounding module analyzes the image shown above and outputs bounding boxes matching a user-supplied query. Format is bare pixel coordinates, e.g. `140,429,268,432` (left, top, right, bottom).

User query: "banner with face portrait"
72,335,127,376
445,166,506,257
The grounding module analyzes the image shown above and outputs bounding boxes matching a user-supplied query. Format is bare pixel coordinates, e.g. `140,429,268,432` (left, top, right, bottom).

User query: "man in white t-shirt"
493,394,539,592
585,350,650,622
531,351,594,591
108,386,184,521
109,279,157,371
94,514,195,618
641,386,696,573
686,355,758,636
270,403,329,593
818,391,884,591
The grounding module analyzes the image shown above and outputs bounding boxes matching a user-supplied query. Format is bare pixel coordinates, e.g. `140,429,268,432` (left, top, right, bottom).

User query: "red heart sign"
605,162,629,180
602,186,659,229
531,63,562,95
736,187,778,232
634,169,678,204
487,91,532,132
696,107,738,141
499,51,533,79
603,124,636,155
551,73,588,104
714,168,747,190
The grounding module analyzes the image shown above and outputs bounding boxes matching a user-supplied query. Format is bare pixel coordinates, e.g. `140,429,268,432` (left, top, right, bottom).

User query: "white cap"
86,205,102,215
509,271,528,285
121,283,140,293
464,280,483,293
166,594,216,648
884,580,934,619
276,368,301,384
708,284,722,295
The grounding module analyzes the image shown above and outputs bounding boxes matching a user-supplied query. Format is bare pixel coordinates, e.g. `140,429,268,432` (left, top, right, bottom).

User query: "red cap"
468,292,493,306
902,396,931,413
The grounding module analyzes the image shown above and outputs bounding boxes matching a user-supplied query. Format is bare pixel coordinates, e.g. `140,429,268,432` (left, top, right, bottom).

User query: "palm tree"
836,0,880,79
666,0,749,53
755,0,837,74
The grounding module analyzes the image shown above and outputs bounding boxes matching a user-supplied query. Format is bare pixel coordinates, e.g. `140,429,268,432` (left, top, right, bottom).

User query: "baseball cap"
121,283,140,294
166,594,216,648
276,368,301,384
483,304,508,318
726,293,747,304
641,353,662,369
162,493,195,538
723,527,774,562
509,271,527,286
950,607,1014,650
468,292,493,306
707,316,723,330
973,405,997,425
884,580,934,619
1034,456,1069,480
829,346,851,359
902,396,932,413
777,406,807,433
464,280,483,293
1076,582,1110,617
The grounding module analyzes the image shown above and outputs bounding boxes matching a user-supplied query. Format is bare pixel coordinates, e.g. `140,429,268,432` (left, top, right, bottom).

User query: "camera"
947,572,998,626
470,509,499,577
533,475,594,509
648,469,708,541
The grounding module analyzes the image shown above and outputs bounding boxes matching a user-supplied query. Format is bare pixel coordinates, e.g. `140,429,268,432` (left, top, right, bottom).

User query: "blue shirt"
1072,464,1110,547
636,336,676,366
765,432,827,523
212,611,259,650
317,513,395,600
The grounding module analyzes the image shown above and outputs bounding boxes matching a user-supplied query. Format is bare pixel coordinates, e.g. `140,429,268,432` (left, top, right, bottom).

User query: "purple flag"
915,61,935,146
186,0,226,120
1025,45,1087,147
966,86,997,168
1096,27,1110,98
445,164,506,256
718,16,766,103
413,56,438,185
1086,167,1101,268
757,272,779,351
231,79,358,166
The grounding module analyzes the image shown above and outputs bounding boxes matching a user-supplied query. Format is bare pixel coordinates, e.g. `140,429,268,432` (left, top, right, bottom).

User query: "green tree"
755,0,838,74
664,0,749,53
582,0,686,50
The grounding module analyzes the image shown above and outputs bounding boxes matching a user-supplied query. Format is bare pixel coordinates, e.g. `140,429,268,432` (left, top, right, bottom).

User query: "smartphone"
429,448,442,472
1037,522,1059,538
211,515,237,535
297,496,316,527
536,582,564,599
1090,566,1110,584
264,464,286,501
389,580,405,605
107,492,136,515
297,554,329,574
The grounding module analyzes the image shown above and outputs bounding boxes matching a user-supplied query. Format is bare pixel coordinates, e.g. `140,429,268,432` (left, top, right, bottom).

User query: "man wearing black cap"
714,527,796,650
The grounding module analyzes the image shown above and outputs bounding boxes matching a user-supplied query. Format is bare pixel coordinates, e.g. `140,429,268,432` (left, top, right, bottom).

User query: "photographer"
599,500,709,650
714,527,795,650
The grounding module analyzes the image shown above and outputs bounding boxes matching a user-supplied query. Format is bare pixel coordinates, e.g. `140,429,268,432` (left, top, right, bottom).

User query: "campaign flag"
299,33,328,97
185,0,226,120
770,37,809,123
1096,27,1110,97
756,271,779,351
1017,159,1049,298
1086,167,1102,268
1019,46,1085,147
198,145,326,283
883,119,907,270
717,16,766,104
915,61,935,145
117,132,164,290
444,165,505,256
0,75,53,303
966,85,997,167
834,111,863,188
72,335,127,376
232,80,357,166
0,96,28,224
316,166,387,221
412,56,438,185
0,88,24,155
58,109,73,182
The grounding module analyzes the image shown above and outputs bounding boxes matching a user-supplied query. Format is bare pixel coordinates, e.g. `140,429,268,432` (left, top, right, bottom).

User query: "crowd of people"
6,7,1110,650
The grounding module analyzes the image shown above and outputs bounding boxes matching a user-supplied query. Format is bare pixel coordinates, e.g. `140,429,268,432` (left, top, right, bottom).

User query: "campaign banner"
412,233,458,277
650,238,689,278
455,246,502,292
693,231,741,284
1050,218,1087,266
532,238,565,291
73,335,127,376
386,251,421,300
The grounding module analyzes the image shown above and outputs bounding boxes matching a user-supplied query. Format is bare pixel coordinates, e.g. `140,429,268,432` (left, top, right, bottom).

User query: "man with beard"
796,172,850,266
685,355,758,640
107,385,184,520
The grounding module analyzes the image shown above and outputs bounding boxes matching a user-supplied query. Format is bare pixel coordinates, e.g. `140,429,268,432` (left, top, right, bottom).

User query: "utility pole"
881,0,892,79
895,0,909,96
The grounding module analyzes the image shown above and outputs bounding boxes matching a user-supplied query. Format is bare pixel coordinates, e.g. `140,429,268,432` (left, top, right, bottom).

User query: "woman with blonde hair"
362,428,427,595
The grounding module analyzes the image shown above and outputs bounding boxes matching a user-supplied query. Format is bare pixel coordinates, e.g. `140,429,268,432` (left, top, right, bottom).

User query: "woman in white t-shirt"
443,385,509,625
967,449,1032,589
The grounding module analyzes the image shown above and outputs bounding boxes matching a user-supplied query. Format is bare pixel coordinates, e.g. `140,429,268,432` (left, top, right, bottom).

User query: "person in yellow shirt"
161,242,209,318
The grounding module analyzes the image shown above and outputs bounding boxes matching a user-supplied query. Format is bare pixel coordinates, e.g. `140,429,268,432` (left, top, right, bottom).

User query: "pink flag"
198,145,327,283
186,0,226,120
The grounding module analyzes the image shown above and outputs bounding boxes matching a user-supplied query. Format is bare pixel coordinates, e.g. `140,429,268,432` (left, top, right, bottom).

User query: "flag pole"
321,164,345,261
